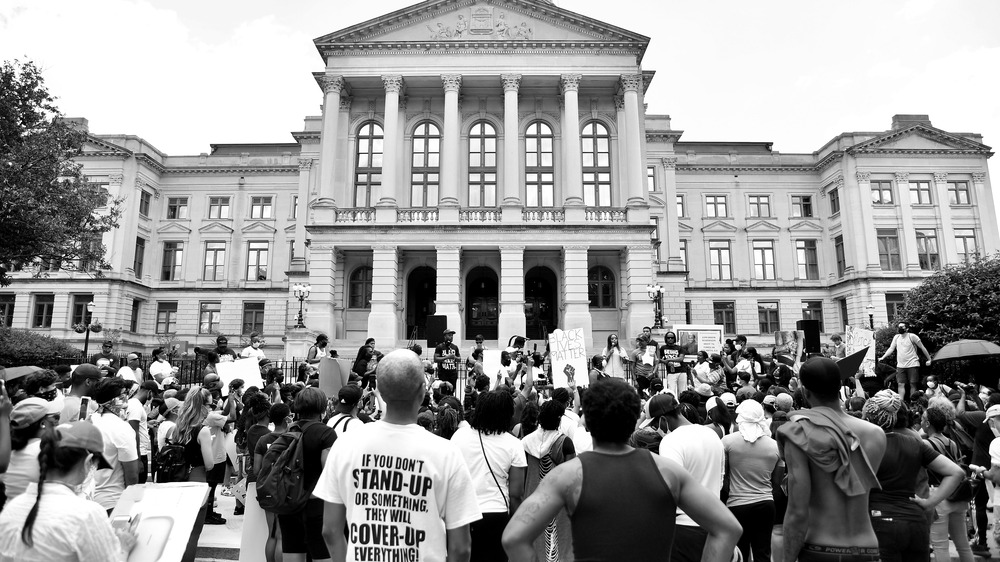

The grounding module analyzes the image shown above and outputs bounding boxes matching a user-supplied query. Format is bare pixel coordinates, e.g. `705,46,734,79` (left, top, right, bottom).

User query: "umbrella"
933,339,1000,362
1,365,45,382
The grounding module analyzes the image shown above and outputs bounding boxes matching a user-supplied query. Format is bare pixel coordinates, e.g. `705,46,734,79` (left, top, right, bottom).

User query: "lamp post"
865,304,875,331
292,283,312,328
82,301,95,358
646,284,665,329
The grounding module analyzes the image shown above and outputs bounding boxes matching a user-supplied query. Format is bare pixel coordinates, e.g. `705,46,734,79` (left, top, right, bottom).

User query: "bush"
0,327,81,367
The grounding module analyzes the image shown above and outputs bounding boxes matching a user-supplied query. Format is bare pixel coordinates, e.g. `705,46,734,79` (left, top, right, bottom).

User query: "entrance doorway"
524,266,557,341
406,266,436,341
465,266,499,340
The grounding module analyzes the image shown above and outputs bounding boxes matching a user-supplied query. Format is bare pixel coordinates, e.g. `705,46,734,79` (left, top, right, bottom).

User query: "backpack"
328,414,354,434
256,421,317,514
155,427,191,483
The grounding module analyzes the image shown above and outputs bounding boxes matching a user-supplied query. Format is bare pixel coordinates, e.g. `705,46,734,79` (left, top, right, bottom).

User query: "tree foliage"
0,326,81,367
0,59,122,286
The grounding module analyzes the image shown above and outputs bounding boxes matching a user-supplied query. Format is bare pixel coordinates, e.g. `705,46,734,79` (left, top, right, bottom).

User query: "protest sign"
482,350,506,389
844,325,876,377
111,482,210,562
215,358,264,397
548,328,589,388
319,357,353,399
672,324,724,358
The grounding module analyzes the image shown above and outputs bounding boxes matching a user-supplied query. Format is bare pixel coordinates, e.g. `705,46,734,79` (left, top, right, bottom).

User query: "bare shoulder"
843,415,886,463
650,450,685,493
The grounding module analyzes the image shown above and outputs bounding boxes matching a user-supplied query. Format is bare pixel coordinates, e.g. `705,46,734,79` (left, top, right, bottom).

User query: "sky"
1,0,998,172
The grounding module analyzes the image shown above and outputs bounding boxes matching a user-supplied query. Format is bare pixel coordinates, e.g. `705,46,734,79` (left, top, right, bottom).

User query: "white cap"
984,404,1000,422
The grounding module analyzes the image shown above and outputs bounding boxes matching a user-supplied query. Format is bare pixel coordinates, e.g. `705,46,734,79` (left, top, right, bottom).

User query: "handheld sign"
548,328,589,388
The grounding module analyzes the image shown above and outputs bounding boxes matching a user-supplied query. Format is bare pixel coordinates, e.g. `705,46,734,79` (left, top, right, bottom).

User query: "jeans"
665,372,686,398
931,498,974,562
871,515,929,562
729,500,774,562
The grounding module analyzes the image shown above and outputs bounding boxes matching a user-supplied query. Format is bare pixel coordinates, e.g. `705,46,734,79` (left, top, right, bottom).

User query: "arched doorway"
465,266,499,340
525,266,557,341
406,266,436,341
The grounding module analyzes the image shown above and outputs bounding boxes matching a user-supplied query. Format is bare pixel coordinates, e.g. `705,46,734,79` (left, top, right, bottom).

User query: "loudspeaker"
796,319,821,354
426,315,448,349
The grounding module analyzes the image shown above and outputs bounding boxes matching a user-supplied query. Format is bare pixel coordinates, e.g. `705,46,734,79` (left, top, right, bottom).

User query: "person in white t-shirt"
315,349,481,562
879,322,933,400
148,348,177,384
116,353,144,387
2,398,62,502
452,390,527,560
155,397,182,453
240,335,267,361
126,381,159,483
326,385,365,435
88,378,141,513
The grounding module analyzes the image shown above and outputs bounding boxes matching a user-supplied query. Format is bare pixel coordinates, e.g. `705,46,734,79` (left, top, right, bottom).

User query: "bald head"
377,349,426,402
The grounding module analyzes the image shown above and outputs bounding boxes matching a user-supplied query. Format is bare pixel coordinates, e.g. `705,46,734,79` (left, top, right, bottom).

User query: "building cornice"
677,165,818,174
135,153,166,175
161,166,300,175
319,42,642,58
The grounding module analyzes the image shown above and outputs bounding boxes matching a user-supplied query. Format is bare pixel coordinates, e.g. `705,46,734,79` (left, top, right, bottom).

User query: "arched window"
411,122,440,207
582,121,612,206
349,266,373,309
354,122,383,207
588,266,615,308
468,121,497,207
525,121,554,207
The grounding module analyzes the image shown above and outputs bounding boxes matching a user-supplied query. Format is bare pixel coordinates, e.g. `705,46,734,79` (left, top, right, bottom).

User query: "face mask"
927,381,937,389
252,342,261,348
735,344,743,351
898,327,907,334
37,389,58,401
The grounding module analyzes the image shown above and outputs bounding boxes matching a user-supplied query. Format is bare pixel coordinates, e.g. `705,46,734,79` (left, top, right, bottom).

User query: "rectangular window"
155,302,178,334
129,299,141,332
752,240,776,280
706,195,728,218
39,256,61,272
32,294,54,329
916,229,939,270
909,181,932,205
791,195,813,218
839,298,849,331
685,301,692,325
948,181,971,205
834,235,846,277
247,241,269,281
647,166,656,192
166,197,188,219
956,229,978,264
876,229,902,271
679,240,688,269
250,196,273,219
139,190,151,217
802,301,824,333
161,242,184,281
796,239,820,280
708,240,732,280
871,180,894,205
713,301,736,334
208,196,231,219
291,195,298,219
0,294,14,328
758,301,780,334
133,237,145,277
199,301,221,334
748,195,771,218
829,188,841,215
70,294,94,326
676,195,685,218
650,217,660,262
885,293,905,323
242,302,266,335
203,242,226,281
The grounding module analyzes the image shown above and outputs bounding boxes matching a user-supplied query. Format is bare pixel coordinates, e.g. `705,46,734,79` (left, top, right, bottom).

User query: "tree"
0,59,122,286
0,326,81,367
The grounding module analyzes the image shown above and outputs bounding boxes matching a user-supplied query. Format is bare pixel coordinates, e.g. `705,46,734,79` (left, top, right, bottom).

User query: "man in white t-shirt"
315,349,481,562
127,380,159,483
116,353,143,387
657,393,725,562
88,378,140,513
879,322,933,400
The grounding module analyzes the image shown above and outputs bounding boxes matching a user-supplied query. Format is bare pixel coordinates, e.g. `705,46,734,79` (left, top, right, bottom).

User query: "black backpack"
155,427,191,483
256,422,316,514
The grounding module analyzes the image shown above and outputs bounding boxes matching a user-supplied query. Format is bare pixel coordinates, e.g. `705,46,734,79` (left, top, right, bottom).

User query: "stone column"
439,75,462,220
376,75,403,224
435,245,463,345
661,157,685,271
561,75,584,218
501,74,522,221
837,174,866,275
562,245,594,342
933,172,958,264
854,171,881,273
623,245,655,341
315,75,344,223
973,172,999,255
614,96,629,199
498,245,527,343
291,159,313,272
306,243,337,338
894,172,921,273
621,75,647,208
367,245,400,347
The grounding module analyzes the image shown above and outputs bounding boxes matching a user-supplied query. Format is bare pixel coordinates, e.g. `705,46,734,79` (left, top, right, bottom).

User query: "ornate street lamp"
866,303,875,331
292,283,312,328
82,301,96,358
646,284,665,329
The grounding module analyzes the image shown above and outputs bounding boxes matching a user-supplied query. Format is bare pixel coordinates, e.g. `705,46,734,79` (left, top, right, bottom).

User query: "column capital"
973,172,986,184
894,171,909,184
318,75,346,95
833,174,845,189
381,75,404,94
339,96,353,112
620,74,643,93
933,172,949,184
661,157,677,169
613,95,625,111
109,173,124,186
441,74,462,93
298,159,314,171
560,74,582,93
501,74,521,92
855,171,871,183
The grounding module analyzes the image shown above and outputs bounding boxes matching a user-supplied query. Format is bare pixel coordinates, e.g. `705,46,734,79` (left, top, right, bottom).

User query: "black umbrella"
933,339,1000,361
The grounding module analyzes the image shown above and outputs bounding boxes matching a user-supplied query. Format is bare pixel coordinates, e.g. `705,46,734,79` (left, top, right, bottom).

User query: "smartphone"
79,396,91,421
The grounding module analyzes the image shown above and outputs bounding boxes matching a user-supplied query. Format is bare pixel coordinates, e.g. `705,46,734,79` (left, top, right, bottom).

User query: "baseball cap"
719,392,737,408
163,397,182,413
258,358,272,368
706,396,720,412
127,353,139,361
54,422,112,469
648,394,679,419
73,364,103,379
775,393,794,412
649,377,664,394
10,397,62,428
694,383,714,397
203,373,223,392
443,329,456,335
984,404,1000,422
338,385,363,407
763,394,777,406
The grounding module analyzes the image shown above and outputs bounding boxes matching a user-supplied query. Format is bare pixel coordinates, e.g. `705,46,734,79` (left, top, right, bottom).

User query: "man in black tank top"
502,379,742,562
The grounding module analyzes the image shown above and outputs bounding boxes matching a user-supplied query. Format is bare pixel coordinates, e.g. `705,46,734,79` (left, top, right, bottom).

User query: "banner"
671,324,724,358
215,358,264,397
548,328,589,388
844,325,876,377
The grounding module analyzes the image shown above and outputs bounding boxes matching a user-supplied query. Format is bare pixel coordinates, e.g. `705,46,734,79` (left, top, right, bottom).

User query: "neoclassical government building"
2,0,996,356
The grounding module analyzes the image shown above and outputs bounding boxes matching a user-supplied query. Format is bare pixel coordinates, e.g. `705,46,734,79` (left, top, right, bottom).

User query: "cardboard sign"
482,350,507,389
672,324,725,357
548,328,589,388
318,357,353,399
111,482,210,562
215,358,264,397
845,325,876,377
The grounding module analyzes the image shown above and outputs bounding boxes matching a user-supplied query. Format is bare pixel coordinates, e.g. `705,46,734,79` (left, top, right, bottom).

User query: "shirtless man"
779,357,886,562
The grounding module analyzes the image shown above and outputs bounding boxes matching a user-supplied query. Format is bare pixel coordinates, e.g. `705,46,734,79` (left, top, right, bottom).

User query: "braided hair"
863,389,904,431
21,426,90,546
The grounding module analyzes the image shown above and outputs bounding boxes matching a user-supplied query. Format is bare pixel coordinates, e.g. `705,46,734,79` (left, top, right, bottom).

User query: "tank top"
571,449,676,561
183,424,206,467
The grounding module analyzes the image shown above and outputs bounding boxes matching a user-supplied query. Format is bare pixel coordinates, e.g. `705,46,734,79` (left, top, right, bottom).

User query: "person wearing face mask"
241,335,267,361
879,322,933,401
88,377,141,514
60,364,104,423
2,397,63,503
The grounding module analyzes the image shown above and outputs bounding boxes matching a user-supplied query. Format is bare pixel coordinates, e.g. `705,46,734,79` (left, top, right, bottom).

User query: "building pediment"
848,124,992,156
701,220,738,233
314,0,648,52
678,221,693,233
283,224,297,234
198,222,235,234
745,220,780,232
156,222,192,234
242,221,278,234
788,220,824,233
79,135,133,158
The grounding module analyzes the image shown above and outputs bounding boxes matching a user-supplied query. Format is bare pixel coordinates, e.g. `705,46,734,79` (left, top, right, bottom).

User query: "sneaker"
205,512,227,525
972,541,990,555
234,505,245,516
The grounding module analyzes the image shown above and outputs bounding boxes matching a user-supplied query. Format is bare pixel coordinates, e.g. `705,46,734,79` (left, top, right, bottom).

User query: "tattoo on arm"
566,464,583,514
514,490,549,525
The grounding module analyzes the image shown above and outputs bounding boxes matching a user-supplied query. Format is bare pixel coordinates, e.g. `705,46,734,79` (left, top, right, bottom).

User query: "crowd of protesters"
0,323,997,562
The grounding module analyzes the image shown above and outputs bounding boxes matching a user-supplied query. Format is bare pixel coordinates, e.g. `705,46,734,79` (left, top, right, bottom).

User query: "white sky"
2,0,998,178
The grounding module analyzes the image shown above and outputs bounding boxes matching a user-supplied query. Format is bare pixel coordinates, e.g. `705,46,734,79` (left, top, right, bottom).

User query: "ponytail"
21,426,55,546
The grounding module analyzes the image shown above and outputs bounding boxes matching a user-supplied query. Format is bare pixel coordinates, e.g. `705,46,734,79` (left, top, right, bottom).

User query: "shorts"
798,543,880,562
206,462,226,484
277,498,329,558
896,366,920,385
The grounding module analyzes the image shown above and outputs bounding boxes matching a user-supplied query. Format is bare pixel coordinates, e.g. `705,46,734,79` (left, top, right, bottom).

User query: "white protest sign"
845,325,876,377
482,350,506,389
672,324,725,359
215,358,264,397
548,328,589,388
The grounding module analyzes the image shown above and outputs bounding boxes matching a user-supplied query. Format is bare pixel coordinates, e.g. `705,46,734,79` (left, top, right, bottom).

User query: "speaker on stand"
796,319,821,356
426,315,448,350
